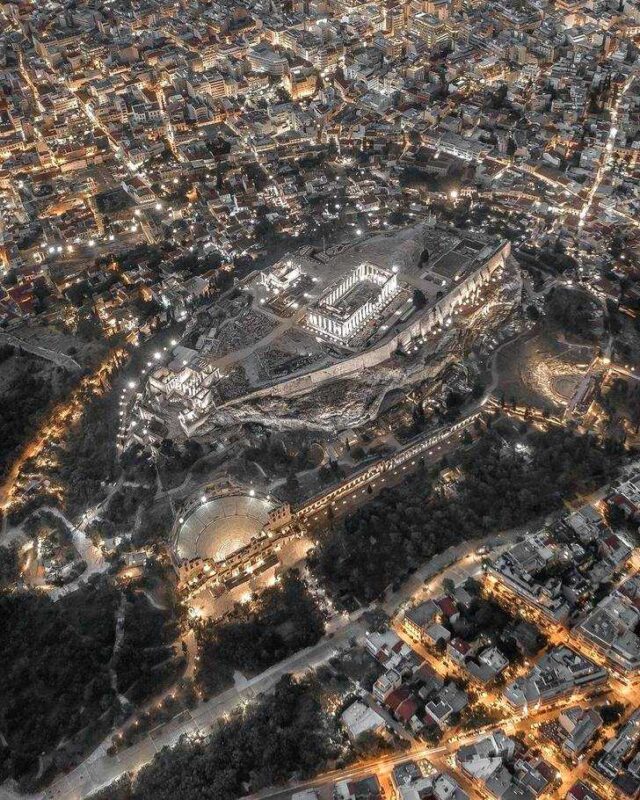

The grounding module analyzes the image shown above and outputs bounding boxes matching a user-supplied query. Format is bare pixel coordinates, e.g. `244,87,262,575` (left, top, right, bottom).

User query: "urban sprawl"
5,1,640,800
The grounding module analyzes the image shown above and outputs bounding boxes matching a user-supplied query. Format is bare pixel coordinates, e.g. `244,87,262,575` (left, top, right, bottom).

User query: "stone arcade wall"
298,411,483,518
174,410,484,592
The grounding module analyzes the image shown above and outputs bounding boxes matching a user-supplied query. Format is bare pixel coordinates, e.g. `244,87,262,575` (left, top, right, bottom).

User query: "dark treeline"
0,542,20,585
114,592,182,705
131,675,340,800
0,580,119,784
0,578,183,788
7,382,121,526
544,285,600,340
310,422,620,602
0,346,77,477
57,392,120,516
196,571,325,693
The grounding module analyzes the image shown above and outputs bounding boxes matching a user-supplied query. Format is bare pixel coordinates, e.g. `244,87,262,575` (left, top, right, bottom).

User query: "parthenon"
306,262,400,344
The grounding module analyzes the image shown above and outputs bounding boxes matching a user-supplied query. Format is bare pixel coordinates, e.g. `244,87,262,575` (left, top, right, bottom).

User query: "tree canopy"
311,423,619,602
0,581,119,782
196,571,325,693
132,675,340,800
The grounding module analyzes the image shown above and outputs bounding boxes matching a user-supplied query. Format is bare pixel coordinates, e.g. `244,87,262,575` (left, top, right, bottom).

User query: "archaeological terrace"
129,224,512,439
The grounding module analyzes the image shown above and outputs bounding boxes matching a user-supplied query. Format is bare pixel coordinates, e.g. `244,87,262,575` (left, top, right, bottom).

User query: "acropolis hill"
129,223,519,441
